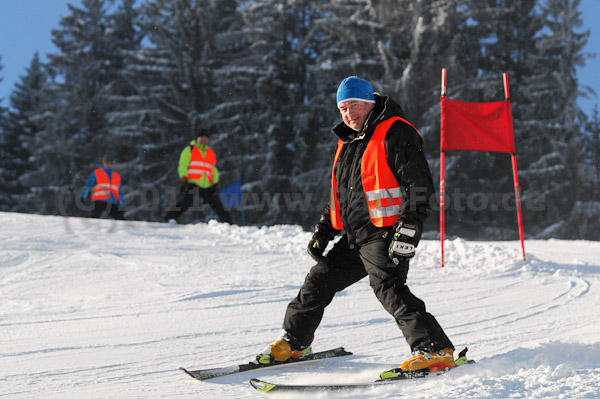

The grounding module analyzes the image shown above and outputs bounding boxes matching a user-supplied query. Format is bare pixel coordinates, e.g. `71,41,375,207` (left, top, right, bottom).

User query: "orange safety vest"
91,168,121,202
187,146,216,183
330,116,420,229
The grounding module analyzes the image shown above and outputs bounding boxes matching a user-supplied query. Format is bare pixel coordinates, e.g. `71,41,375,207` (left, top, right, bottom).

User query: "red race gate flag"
439,69,525,268
441,97,515,153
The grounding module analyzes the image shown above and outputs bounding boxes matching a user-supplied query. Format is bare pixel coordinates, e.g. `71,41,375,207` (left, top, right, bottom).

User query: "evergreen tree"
518,0,589,238
438,0,545,239
20,0,144,216
575,105,600,239
120,0,243,222
49,0,117,137
1,0,596,238
392,0,474,126
1,53,50,213
583,105,600,194
0,55,4,122
16,0,109,214
0,55,4,114
236,0,333,226
0,56,10,210
139,0,218,125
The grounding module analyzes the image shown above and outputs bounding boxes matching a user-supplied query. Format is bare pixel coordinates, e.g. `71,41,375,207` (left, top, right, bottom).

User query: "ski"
180,347,352,381
249,348,474,393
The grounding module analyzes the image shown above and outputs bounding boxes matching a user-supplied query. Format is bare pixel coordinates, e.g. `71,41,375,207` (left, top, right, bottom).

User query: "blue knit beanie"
336,76,375,106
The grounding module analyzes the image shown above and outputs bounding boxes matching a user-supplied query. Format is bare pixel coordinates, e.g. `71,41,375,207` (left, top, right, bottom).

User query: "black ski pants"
164,183,232,224
91,200,125,220
283,235,454,353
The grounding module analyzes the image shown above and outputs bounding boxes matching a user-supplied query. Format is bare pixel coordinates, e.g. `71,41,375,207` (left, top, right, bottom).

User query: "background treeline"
0,0,598,240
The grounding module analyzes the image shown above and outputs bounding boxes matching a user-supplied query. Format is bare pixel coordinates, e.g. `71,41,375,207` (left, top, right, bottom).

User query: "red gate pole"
504,73,526,261
511,154,526,260
440,68,447,267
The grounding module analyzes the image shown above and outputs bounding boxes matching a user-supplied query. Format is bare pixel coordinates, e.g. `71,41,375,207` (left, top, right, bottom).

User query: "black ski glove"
178,180,191,196
307,223,335,263
389,218,422,264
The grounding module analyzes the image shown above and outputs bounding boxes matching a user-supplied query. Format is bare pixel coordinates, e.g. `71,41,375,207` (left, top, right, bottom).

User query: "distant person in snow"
163,127,232,224
81,155,126,220
252,77,455,379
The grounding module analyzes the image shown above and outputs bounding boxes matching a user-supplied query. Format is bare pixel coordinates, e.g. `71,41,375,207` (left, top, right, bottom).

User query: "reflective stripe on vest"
330,116,419,229
91,169,121,202
187,146,216,182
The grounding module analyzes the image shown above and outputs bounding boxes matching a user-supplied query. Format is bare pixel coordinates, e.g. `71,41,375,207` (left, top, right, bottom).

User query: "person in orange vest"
81,155,125,220
163,127,232,224
253,77,455,378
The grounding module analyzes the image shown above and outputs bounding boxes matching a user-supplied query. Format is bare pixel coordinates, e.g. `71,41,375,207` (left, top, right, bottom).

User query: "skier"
163,126,232,224
254,77,455,378
81,155,125,220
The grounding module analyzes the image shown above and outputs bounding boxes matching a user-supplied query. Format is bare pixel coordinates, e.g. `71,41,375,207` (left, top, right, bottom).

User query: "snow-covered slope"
1,212,599,398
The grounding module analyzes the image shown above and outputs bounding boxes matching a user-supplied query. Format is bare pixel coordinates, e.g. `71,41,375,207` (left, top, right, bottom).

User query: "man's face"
338,100,374,132
197,135,209,145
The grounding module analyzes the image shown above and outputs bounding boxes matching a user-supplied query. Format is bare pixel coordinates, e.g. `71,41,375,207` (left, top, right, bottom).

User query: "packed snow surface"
1,212,600,398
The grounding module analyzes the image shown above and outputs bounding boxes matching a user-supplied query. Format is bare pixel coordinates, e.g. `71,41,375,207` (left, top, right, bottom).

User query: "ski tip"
179,367,219,381
337,347,353,356
249,378,276,393
179,367,196,379
455,347,476,366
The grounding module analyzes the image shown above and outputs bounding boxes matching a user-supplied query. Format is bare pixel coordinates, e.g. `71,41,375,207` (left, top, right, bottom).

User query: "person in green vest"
163,127,232,224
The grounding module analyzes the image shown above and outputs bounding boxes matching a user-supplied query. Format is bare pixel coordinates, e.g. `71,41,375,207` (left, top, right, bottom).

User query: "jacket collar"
190,140,208,151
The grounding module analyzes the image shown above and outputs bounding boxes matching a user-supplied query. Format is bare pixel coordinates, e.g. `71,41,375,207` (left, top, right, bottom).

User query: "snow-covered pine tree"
575,105,600,239
0,55,4,112
235,0,333,226
0,56,10,211
518,0,589,238
17,0,136,216
583,106,600,194
391,0,479,235
0,0,596,238
125,0,245,222
49,0,119,150
189,0,265,225
1,53,51,213
435,0,544,239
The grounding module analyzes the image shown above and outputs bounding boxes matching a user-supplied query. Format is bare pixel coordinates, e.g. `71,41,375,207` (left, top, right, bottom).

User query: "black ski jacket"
318,94,435,246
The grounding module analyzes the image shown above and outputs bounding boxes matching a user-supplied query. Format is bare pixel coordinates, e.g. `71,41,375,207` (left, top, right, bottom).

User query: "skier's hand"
307,235,328,261
178,180,190,196
388,219,421,264
307,224,335,262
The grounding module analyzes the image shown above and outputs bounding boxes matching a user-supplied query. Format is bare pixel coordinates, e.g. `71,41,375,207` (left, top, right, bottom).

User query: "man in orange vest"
81,155,125,220
163,127,232,224
253,77,455,378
